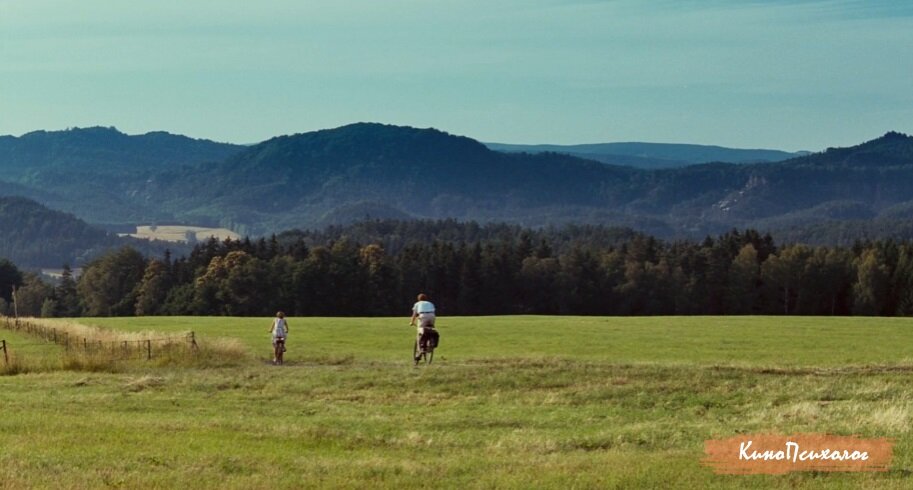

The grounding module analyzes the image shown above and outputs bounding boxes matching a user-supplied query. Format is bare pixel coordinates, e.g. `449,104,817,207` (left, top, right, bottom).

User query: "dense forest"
2,220,912,318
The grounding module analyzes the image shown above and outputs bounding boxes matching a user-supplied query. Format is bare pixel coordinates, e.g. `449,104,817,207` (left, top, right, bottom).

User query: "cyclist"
269,311,289,365
410,293,436,362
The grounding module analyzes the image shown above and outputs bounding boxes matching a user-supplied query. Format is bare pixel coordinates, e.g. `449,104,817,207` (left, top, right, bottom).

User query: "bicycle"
413,327,437,365
273,337,286,365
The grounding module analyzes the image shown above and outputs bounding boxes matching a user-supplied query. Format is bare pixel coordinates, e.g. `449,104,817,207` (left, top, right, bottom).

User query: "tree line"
1,220,912,318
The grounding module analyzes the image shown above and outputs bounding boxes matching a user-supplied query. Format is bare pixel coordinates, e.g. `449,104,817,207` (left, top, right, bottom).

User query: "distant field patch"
40,267,83,279
120,225,241,243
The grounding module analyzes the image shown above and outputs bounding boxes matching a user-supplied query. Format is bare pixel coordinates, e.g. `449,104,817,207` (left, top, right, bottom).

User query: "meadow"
2,316,913,488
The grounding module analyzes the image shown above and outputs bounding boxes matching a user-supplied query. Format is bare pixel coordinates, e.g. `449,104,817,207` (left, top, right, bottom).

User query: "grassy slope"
2,316,913,488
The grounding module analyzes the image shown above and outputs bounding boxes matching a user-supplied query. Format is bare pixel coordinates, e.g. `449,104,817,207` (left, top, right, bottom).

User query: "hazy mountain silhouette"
486,141,808,169
1,123,912,244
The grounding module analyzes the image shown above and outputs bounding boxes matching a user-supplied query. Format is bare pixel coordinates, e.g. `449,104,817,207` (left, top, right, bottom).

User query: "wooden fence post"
11,286,18,326
189,331,199,351
146,340,152,360
2,339,7,366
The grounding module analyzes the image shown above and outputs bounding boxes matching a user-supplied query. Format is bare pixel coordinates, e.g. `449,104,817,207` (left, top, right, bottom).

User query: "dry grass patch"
868,405,911,433
2,317,251,373
124,375,166,392
20,317,182,343
0,352,28,375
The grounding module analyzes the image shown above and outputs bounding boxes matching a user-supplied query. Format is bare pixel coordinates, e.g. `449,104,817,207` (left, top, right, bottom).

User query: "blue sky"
1,0,911,151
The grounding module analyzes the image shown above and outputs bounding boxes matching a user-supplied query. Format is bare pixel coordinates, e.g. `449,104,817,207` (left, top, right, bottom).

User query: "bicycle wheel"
275,340,284,365
414,339,432,365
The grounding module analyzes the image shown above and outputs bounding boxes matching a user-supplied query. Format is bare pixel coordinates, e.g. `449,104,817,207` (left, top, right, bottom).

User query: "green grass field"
2,316,913,488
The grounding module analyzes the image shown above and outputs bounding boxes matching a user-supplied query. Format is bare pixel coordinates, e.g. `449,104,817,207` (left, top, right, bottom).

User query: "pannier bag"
421,329,440,349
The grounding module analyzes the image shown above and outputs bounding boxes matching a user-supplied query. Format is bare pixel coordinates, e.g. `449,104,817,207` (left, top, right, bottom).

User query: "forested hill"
781,131,913,168
702,132,913,235
157,125,913,238
0,126,244,177
153,123,644,234
0,196,119,267
0,127,247,226
0,196,178,268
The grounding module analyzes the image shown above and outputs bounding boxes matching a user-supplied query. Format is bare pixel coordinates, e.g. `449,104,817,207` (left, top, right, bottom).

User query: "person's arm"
268,319,274,333
410,309,418,326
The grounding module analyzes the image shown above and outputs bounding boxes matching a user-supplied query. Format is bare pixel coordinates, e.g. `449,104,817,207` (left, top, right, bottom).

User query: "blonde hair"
276,311,285,319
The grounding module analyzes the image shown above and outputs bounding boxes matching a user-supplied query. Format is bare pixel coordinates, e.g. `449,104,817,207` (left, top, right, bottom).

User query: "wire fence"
1,316,198,364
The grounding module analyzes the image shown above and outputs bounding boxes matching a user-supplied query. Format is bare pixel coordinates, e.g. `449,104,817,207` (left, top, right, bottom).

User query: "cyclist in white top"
410,293,435,362
268,311,289,365
411,293,436,329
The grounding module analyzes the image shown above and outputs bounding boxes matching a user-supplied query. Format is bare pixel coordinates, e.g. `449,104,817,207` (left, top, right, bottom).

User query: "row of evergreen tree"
1,221,912,317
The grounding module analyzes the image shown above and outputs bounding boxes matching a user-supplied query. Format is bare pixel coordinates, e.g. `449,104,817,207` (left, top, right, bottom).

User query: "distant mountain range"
485,141,809,169
1,124,913,254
